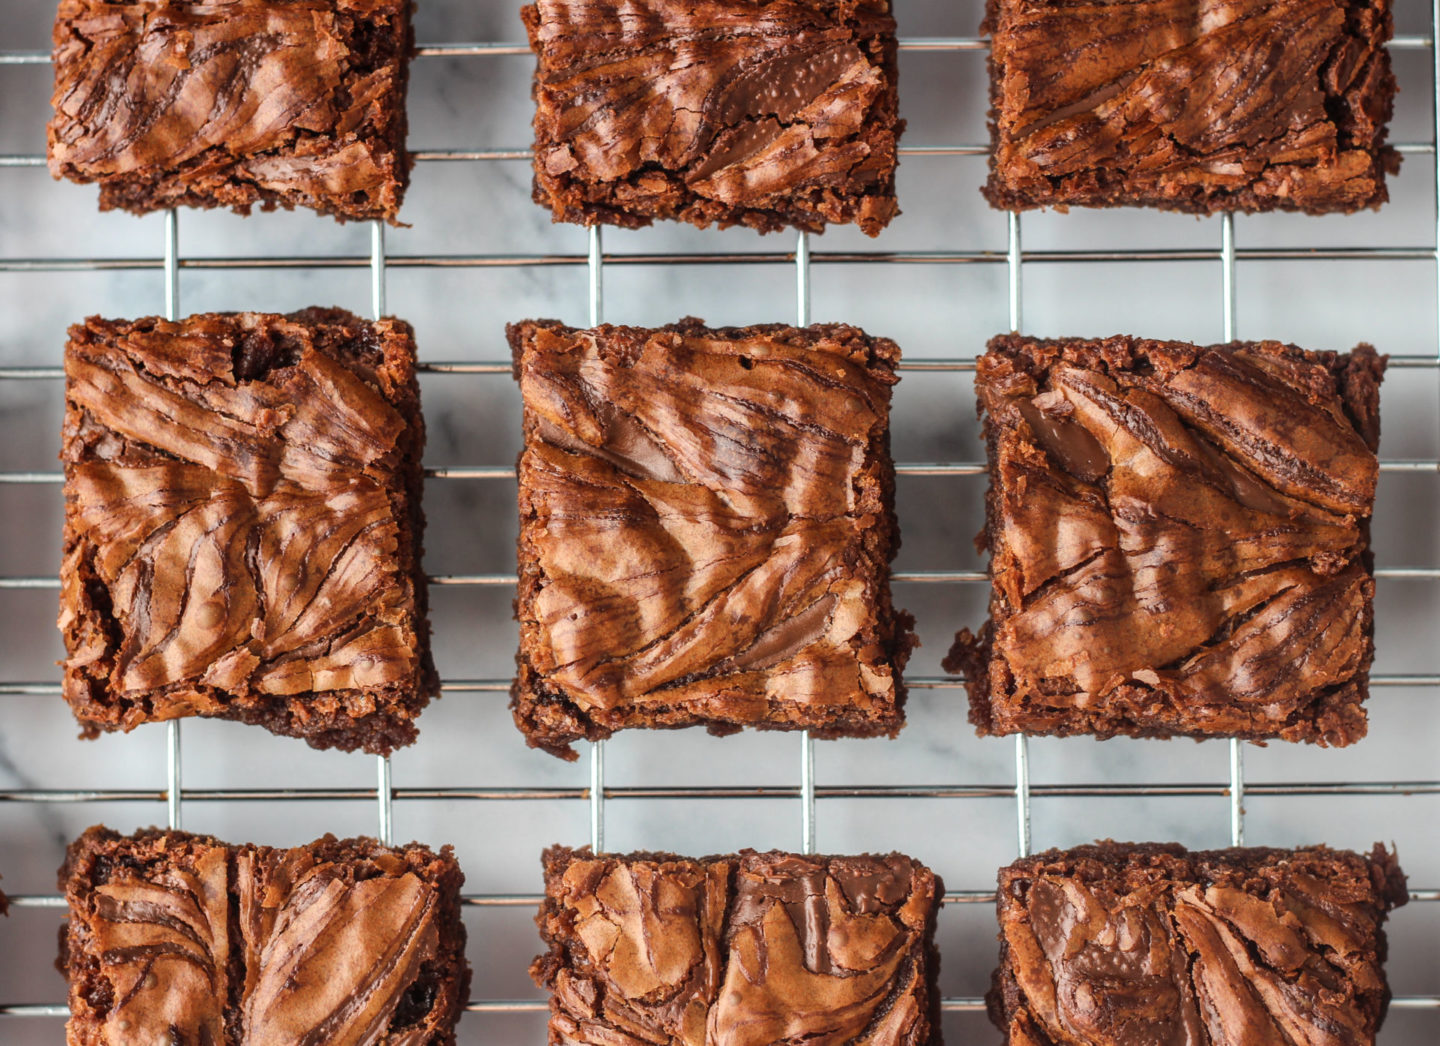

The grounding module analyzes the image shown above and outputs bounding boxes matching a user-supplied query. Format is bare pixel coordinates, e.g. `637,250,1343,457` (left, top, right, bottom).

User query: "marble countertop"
0,0,1436,1042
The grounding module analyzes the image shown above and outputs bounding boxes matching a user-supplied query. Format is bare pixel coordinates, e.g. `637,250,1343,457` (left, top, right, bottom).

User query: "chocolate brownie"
983,0,1400,215
534,846,941,1045
60,826,469,1045
510,319,915,759
49,0,414,222
60,308,436,754
990,842,1408,1046
522,0,903,236
947,335,1385,745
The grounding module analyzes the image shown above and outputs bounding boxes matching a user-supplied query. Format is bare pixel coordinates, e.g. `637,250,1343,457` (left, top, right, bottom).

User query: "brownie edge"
534,845,941,1045
59,825,470,1045
990,842,1408,1046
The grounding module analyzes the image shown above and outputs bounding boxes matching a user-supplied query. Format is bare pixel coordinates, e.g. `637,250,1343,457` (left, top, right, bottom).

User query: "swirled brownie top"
509,319,915,759
48,0,413,222
948,334,1385,746
522,0,902,235
60,308,435,754
990,842,1408,1046
534,846,941,1045
984,0,1400,214
59,826,470,1045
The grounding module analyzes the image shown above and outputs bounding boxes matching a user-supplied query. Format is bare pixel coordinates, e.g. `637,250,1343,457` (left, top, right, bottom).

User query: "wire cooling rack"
0,0,1437,1042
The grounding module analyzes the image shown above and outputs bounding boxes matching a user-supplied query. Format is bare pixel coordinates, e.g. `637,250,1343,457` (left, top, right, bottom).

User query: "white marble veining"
0,0,1437,1042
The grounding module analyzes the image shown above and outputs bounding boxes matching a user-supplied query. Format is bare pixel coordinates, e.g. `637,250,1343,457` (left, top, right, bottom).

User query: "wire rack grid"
0,0,1438,1042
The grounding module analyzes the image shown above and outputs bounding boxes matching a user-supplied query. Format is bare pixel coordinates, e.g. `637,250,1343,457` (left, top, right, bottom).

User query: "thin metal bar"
371,220,387,318
1007,210,1032,860
163,208,182,833
8,35,1432,67
589,740,605,854
1,671,1437,696
12,245,1440,273
588,225,603,327
1015,735,1031,857
587,223,607,854
1434,0,1440,437
1007,212,1023,335
163,208,179,321
796,230,812,327
5,565,1437,590
2,355,1438,379
370,218,395,846
8,995,1437,1018
6,457,1437,485
7,884,1438,909
3,779,1440,804
796,228,817,856
1220,210,1246,849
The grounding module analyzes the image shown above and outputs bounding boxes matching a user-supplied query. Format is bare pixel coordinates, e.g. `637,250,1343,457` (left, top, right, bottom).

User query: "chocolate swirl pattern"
522,0,902,235
533,848,940,1046
48,0,412,222
510,320,914,760
60,827,470,1046
984,0,1400,215
991,843,1409,1046
949,335,1385,746
59,310,435,755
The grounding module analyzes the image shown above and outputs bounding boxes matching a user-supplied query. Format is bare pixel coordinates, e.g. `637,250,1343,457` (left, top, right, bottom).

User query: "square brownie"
534,846,941,1045
984,0,1400,215
59,308,436,754
521,0,903,236
947,334,1385,745
509,318,915,759
49,0,414,222
990,842,1408,1046
60,825,470,1045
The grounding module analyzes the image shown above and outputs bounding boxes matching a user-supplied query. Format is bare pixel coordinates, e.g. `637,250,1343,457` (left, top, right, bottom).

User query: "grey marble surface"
1,0,1438,1042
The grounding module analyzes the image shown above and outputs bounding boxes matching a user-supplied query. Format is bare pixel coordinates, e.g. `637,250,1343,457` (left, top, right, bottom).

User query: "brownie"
534,846,941,1045
48,0,414,222
947,334,1385,746
59,825,469,1045
522,0,903,236
509,318,915,759
59,308,437,755
983,0,1400,215
990,841,1409,1046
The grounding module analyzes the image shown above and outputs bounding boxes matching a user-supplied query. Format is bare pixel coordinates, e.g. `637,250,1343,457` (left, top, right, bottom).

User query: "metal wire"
1,17,1436,1034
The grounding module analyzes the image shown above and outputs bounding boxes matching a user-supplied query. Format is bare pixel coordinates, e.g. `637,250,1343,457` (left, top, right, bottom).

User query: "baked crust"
59,308,437,754
510,318,915,759
948,334,1385,745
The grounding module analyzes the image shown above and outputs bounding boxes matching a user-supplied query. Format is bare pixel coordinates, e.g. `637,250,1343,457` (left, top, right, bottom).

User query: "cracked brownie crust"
510,319,915,760
60,308,437,755
522,0,903,236
990,842,1408,1046
59,825,469,1046
983,0,1400,215
49,0,414,222
947,334,1385,745
534,846,941,1045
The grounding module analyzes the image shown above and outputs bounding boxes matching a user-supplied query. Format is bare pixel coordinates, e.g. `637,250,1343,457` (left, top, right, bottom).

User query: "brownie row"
21,827,1409,1045
46,0,1402,229
57,310,1386,756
